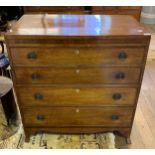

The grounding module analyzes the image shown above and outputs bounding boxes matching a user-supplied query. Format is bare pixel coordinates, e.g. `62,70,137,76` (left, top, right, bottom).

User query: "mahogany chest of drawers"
5,14,150,142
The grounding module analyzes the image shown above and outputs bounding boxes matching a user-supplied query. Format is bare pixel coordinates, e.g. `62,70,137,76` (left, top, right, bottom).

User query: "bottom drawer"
23,107,133,127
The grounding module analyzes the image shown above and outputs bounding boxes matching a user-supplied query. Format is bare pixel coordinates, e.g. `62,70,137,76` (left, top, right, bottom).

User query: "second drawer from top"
14,67,141,85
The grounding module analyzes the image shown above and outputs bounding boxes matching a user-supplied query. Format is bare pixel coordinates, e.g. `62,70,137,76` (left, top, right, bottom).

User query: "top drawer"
10,47,145,66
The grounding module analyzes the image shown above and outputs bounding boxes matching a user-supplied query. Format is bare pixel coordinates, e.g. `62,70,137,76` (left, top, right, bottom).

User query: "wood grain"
14,67,141,85
10,47,145,67
17,86,137,106
23,6,141,21
5,14,147,36
23,106,133,127
91,7,141,21
24,6,86,14
4,15,150,143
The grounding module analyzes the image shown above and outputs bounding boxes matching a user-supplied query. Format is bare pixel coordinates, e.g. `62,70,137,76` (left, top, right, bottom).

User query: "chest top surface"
6,14,149,37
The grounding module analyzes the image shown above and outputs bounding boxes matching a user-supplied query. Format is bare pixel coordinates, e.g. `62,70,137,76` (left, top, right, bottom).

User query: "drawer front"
17,87,137,106
10,47,145,66
23,107,133,127
14,67,141,84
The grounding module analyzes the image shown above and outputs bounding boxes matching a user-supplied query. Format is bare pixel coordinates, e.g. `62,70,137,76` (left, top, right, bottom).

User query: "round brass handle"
27,52,37,59
118,51,127,60
34,93,43,100
31,73,41,80
37,115,45,120
115,72,125,80
112,93,122,100
111,115,119,120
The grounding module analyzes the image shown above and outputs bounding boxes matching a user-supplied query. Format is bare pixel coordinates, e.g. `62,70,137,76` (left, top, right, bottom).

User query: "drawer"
14,67,141,85
23,107,133,127
10,47,145,66
17,86,137,106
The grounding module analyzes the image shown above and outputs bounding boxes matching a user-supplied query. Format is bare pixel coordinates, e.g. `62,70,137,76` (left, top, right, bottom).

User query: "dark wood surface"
23,6,142,21
6,36,149,47
24,6,86,14
6,14,147,36
14,67,141,85
10,47,145,66
23,107,133,127
4,14,151,142
91,6,142,20
17,86,137,106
